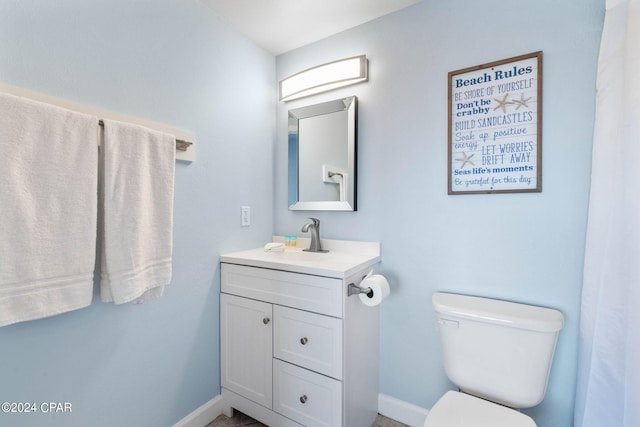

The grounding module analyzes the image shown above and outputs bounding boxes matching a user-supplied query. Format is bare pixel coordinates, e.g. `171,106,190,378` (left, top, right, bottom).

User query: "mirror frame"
288,96,357,211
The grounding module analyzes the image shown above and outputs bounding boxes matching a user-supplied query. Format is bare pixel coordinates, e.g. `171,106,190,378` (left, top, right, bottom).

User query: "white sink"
266,249,331,261
220,238,381,279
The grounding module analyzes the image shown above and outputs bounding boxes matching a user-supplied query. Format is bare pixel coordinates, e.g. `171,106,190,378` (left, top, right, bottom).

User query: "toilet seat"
423,391,537,427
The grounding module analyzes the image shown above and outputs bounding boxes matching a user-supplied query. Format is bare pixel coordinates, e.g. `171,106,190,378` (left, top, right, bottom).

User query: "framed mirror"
288,96,357,211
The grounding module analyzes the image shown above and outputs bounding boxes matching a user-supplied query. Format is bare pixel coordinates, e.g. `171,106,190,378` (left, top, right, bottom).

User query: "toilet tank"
432,292,563,408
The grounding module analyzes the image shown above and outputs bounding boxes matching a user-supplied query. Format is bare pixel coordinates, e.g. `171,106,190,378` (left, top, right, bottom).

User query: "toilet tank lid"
432,292,564,333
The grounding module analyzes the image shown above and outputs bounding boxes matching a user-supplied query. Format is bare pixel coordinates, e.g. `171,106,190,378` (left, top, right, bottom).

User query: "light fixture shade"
279,55,368,102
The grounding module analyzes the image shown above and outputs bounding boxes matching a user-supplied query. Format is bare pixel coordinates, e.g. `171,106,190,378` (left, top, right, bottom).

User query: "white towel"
0,93,98,327
100,119,175,304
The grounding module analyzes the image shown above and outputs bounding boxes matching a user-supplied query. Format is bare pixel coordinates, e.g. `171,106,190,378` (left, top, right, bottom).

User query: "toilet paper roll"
358,274,390,306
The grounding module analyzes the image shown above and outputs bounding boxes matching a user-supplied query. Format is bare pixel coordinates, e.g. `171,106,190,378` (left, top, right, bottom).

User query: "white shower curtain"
575,0,640,426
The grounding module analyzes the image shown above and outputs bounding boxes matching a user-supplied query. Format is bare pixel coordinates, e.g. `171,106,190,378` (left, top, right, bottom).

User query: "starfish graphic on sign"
512,93,532,110
455,151,475,169
493,93,513,113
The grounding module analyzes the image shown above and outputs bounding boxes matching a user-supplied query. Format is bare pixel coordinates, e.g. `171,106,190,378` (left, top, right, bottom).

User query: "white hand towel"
100,119,175,304
0,93,98,327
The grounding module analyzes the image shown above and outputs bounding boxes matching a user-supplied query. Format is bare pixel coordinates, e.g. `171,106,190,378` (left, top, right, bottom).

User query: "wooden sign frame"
448,51,542,194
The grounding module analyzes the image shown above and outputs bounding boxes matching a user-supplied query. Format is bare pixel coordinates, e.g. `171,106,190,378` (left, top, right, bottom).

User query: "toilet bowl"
423,391,536,427
425,292,563,427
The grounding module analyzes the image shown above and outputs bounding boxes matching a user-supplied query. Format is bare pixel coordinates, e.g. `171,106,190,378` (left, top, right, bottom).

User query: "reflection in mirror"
288,96,357,211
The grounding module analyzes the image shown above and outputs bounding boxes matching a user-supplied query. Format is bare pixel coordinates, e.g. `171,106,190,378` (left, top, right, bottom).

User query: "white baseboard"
378,393,429,427
174,392,429,427
172,394,226,427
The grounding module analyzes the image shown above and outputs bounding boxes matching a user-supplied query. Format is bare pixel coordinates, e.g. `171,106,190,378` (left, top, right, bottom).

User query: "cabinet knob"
300,337,308,345
263,317,270,325
299,395,307,404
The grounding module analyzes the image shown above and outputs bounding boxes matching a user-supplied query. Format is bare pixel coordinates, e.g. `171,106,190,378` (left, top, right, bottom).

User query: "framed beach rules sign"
448,51,542,195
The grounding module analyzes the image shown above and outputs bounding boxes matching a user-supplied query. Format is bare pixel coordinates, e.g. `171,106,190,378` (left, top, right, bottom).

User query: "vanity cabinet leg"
222,404,233,418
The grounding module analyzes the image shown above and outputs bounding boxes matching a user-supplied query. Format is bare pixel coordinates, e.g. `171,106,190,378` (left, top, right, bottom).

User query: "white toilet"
425,292,564,427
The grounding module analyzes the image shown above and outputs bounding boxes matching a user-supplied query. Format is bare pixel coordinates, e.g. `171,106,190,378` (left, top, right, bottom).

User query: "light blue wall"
0,1,274,426
275,1,604,426
0,0,605,426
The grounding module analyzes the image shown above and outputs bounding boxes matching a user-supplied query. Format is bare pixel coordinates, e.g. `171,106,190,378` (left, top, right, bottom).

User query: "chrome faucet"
301,218,328,253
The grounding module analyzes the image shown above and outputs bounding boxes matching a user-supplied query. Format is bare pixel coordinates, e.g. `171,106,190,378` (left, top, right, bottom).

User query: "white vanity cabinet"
220,240,381,427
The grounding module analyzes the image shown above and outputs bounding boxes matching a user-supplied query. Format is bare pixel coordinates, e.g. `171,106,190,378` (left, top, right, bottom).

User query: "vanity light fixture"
279,55,368,102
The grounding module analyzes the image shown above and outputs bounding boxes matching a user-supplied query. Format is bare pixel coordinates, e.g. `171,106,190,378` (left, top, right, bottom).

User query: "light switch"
241,206,250,226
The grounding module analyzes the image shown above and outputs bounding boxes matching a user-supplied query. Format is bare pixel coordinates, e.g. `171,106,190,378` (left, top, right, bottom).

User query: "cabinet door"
221,293,273,409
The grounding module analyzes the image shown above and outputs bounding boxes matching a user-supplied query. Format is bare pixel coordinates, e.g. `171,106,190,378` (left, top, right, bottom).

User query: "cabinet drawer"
221,263,343,317
274,305,343,380
273,359,342,427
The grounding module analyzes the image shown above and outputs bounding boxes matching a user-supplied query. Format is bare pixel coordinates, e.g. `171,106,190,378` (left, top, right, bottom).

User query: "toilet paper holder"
347,282,374,298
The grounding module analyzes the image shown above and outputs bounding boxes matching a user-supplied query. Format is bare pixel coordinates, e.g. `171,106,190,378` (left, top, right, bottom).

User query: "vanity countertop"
220,238,381,279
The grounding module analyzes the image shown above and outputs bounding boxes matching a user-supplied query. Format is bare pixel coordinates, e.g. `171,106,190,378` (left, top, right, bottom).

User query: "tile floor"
205,409,409,427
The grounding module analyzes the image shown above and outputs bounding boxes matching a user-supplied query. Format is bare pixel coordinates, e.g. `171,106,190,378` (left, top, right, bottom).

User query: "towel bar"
98,120,192,151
